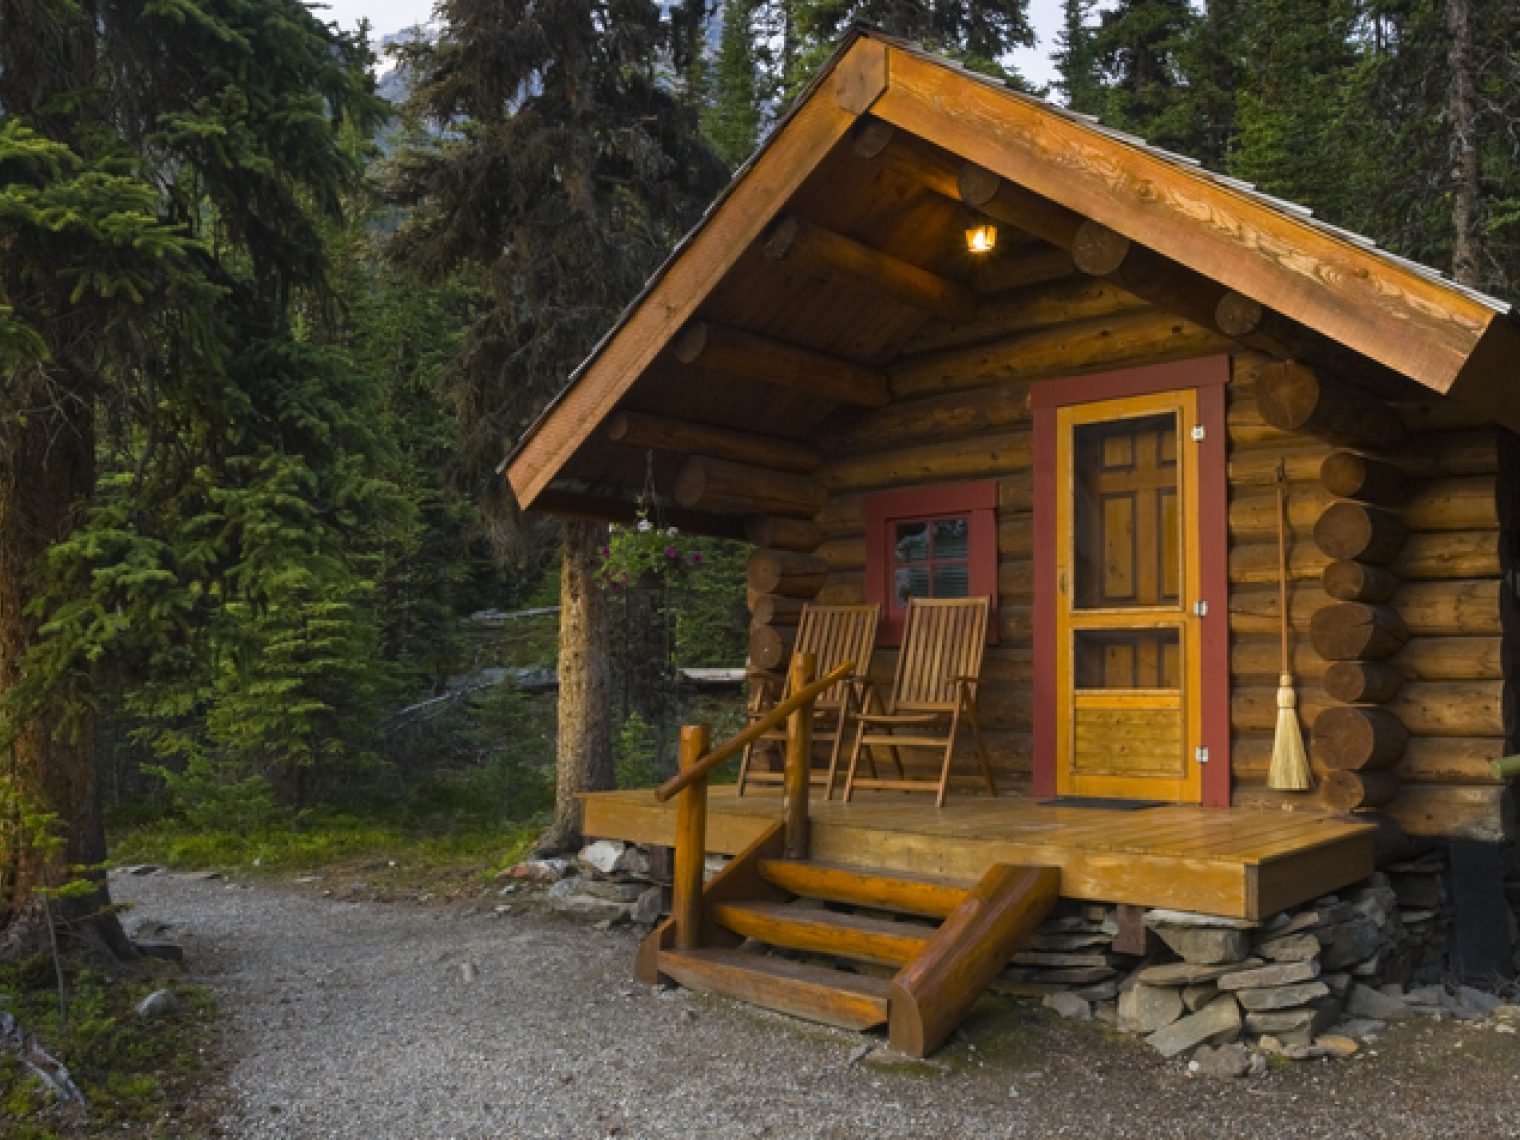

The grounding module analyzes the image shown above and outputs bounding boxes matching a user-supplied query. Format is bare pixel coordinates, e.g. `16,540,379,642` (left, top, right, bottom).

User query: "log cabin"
502,31,1520,1053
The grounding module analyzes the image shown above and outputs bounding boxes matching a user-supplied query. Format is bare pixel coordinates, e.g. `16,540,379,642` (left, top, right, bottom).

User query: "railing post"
672,723,711,951
783,652,815,860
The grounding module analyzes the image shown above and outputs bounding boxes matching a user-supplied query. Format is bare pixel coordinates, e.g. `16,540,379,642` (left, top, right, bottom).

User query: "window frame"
864,480,999,646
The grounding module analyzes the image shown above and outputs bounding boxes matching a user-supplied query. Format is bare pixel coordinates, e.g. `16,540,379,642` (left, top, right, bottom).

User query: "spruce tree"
1089,0,1198,151
705,0,767,167
1054,0,1104,114
388,0,727,852
0,0,382,956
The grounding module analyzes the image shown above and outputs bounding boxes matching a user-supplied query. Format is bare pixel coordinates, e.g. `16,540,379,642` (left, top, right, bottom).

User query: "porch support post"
672,724,711,951
783,652,816,861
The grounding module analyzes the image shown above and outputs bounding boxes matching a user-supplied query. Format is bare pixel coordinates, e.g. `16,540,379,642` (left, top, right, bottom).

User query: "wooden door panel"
1055,391,1202,802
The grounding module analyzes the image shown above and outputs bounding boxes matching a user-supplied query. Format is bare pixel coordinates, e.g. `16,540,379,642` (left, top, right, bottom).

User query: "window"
865,480,998,645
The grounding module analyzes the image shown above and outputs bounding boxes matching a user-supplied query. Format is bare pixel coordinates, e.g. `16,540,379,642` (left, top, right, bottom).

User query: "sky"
315,0,1068,90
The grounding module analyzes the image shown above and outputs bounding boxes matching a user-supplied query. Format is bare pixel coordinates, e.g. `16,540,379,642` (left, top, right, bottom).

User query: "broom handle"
1276,462,1290,676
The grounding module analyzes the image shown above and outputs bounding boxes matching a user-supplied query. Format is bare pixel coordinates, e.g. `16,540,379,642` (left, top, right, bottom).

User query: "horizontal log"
998,604,1033,641
1313,502,1408,563
1323,661,1402,704
1228,486,1334,537
819,381,1031,453
1321,769,1401,811
1309,602,1408,660
998,559,1035,601
1389,579,1501,635
765,214,977,323
889,309,1227,399
1391,531,1498,579
607,411,821,474
673,321,889,408
1321,560,1400,603
749,594,807,626
1390,396,1492,434
1227,396,1295,449
1232,684,1328,733
1388,636,1504,681
903,278,1145,355
746,549,828,598
1234,732,1506,784
530,488,749,540
1229,585,1330,636
820,430,1032,492
1400,476,1497,532
1230,539,1330,586
747,623,796,671
1390,429,1500,478
815,536,865,571
745,516,822,553
1073,224,1241,340
814,573,864,605
1387,679,1503,738
1320,452,1406,505
976,251,1082,301
958,163,1086,250
1311,706,1409,771
1384,784,1514,842
998,475,1034,513
1229,638,1326,681
1254,360,1407,451
674,456,823,519
1069,221,1131,276
1229,444,1333,488
999,514,1035,559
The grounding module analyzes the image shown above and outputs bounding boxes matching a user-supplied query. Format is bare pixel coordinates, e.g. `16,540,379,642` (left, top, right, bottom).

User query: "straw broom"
1268,460,1313,791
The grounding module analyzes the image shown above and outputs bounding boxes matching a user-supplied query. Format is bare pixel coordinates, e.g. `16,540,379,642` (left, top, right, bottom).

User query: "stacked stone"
1098,875,1407,1058
540,840,664,927
992,902,1125,1014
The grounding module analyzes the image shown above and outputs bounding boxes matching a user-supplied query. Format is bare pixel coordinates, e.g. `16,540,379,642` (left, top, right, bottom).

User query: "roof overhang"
505,31,1519,518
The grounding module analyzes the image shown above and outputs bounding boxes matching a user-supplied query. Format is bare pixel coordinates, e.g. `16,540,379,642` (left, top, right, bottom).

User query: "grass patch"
0,958,219,1138
111,815,540,894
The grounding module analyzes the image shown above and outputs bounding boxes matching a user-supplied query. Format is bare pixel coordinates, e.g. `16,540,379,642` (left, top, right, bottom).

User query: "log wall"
741,277,1512,840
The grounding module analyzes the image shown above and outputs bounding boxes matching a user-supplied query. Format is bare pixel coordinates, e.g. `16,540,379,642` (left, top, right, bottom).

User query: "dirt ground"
113,870,1520,1140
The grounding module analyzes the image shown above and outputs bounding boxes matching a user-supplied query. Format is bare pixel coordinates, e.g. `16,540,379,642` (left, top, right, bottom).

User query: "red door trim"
1031,355,1232,807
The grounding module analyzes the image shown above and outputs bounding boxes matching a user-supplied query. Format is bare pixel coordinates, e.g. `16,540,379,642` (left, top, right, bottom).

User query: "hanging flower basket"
599,501,705,592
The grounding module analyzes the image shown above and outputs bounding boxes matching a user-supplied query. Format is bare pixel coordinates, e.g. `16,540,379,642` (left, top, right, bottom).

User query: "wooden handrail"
654,658,856,802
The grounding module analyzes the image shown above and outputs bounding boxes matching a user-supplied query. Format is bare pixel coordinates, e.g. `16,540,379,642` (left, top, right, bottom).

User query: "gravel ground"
113,870,1520,1140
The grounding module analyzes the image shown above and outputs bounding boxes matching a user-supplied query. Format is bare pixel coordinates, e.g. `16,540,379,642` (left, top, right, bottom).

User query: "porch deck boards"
580,788,1377,921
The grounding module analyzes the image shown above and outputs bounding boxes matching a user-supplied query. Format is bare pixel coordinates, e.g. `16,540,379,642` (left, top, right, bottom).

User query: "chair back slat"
891,597,990,712
789,603,879,709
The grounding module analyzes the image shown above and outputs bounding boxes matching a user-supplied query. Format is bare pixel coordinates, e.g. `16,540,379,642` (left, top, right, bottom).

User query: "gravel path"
114,870,1520,1139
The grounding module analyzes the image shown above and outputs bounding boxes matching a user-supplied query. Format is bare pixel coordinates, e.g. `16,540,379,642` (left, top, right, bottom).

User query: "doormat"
1037,797,1168,811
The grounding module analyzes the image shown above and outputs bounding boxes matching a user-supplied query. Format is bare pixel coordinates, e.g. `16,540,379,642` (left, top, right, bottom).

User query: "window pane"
932,517,969,560
894,521,929,564
894,565,930,608
932,562,969,598
1073,412,1179,609
1073,628,1180,689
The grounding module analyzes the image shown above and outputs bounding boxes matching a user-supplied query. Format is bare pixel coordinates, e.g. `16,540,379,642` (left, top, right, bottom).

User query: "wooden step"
711,900,934,966
759,859,972,918
658,947,889,1031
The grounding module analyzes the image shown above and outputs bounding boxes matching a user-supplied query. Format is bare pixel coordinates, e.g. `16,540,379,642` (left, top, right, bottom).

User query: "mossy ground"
0,956,220,1139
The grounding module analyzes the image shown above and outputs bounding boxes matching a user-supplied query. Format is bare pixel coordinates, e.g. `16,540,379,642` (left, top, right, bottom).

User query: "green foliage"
0,963,217,1135
615,712,662,789
703,0,767,167
674,540,750,668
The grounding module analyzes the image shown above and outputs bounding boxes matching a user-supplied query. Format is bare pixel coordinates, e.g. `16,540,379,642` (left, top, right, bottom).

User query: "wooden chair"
842,596,996,808
736,603,880,799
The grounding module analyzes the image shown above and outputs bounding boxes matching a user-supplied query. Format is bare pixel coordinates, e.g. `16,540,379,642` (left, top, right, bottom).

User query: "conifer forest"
1,0,1518,962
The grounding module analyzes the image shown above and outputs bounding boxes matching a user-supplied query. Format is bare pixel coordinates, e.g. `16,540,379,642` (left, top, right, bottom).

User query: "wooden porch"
582,786,1377,923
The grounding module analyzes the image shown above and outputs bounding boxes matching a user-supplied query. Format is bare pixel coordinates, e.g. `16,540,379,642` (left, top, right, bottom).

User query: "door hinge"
1191,424,1206,442
1196,746,1210,765
1193,600,1209,617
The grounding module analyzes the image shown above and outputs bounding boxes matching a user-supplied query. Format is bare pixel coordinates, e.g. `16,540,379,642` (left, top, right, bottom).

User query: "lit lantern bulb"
965,224,997,254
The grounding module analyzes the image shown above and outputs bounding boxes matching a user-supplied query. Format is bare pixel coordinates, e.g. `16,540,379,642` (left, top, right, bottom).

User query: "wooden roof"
504,30,1520,522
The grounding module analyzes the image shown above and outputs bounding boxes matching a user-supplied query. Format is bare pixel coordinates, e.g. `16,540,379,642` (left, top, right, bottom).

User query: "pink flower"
664,546,678,559
690,552,704,565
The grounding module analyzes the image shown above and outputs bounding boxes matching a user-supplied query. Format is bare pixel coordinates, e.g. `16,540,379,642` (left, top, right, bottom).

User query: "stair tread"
713,900,934,965
759,859,973,918
659,948,888,1031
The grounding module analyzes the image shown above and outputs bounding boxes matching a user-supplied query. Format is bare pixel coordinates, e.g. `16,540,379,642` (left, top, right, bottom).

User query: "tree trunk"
0,393,132,960
1445,0,1481,288
537,518,613,854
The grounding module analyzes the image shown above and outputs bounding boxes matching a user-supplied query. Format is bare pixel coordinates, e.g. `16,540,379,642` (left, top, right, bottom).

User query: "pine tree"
387,0,728,852
0,0,382,955
704,0,767,167
1089,0,1198,151
1054,0,1104,113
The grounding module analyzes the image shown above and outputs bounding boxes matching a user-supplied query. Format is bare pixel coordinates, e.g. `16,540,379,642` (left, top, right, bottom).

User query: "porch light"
965,224,998,254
